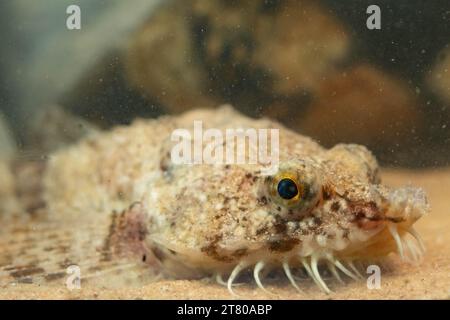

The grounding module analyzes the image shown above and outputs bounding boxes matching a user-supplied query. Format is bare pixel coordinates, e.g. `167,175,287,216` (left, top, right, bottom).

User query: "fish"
0,105,428,295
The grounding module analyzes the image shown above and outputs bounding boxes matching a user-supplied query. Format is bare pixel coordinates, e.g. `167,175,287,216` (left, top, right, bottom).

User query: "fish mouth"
381,186,429,260
352,186,429,262
383,186,429,227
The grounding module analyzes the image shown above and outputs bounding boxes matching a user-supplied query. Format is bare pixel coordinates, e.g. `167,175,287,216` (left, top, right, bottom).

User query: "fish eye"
269,173,306,207
277,178,299,200
264,161,321,213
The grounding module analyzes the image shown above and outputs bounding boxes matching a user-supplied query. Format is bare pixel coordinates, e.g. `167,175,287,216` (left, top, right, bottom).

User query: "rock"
125,1,217,114
427,45,450,104
125,0,350,115
293,64,424,154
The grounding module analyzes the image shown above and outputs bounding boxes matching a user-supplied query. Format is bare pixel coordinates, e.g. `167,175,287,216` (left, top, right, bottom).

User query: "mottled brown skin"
140,139,426,277
0,106,428,289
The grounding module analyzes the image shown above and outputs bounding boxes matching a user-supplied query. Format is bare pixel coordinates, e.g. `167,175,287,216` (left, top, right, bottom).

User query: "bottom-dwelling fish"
0,106,428,295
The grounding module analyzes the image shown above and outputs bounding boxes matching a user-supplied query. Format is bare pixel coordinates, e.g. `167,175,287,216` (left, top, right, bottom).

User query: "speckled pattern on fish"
0,105,428,294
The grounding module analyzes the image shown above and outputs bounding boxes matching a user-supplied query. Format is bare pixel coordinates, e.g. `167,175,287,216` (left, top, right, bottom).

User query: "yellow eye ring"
272,173,305,205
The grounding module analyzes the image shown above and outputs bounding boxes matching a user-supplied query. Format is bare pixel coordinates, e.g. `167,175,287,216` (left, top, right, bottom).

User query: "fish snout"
383,187,429,227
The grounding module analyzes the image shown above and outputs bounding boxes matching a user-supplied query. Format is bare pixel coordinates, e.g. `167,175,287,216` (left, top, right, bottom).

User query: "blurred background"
0,0,449,167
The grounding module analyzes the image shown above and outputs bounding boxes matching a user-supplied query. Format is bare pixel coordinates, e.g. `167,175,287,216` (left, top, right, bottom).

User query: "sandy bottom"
0,168,449,300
